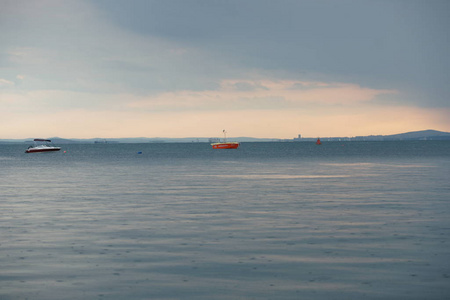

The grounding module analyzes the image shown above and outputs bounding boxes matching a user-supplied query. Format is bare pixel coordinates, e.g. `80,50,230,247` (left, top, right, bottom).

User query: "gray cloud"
93,0,450,107
2,0,449,109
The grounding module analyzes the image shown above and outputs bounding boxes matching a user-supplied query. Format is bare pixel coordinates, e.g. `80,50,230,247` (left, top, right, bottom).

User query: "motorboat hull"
25,147,61,153
211,142,240,149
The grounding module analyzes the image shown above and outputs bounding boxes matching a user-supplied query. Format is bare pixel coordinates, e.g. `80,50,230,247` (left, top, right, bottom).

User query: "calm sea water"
1,141,450,299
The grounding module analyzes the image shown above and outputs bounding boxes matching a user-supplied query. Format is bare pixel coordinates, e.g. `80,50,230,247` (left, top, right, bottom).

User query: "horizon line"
1,129,450,141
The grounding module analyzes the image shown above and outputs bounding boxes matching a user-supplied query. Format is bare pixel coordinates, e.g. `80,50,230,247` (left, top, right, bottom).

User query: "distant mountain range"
296,129,450,142
366,129,450,141
1,129,449,144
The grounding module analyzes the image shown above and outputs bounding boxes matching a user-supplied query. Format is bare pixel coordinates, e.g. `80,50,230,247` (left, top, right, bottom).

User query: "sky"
1,0,449,139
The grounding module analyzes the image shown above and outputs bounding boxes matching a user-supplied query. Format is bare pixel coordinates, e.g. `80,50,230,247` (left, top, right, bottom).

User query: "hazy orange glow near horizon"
1,1,449,139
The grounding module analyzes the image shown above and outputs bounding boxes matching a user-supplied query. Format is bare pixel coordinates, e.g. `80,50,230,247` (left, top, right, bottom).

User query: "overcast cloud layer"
1,0,449,139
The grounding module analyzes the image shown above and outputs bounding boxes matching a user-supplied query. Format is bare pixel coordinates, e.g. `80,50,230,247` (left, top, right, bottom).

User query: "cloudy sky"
1,0,449,139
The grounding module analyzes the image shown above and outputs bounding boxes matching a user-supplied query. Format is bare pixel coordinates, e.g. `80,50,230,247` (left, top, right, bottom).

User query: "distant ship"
25,139,61,153
211,130,240,149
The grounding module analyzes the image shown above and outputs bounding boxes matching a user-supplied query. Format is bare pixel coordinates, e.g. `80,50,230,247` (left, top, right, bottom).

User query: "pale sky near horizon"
1,0,449,139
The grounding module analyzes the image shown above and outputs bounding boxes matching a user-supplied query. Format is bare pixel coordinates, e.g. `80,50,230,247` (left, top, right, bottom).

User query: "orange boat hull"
211,142,240,149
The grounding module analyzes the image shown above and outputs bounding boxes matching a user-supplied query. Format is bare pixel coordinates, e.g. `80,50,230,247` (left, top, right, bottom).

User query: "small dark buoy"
137,151,142,154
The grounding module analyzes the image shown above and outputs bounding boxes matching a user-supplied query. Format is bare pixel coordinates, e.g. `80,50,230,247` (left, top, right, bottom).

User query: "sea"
1,141,449,300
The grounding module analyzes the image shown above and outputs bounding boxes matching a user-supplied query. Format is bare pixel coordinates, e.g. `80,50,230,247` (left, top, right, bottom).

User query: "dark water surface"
1,141,450,299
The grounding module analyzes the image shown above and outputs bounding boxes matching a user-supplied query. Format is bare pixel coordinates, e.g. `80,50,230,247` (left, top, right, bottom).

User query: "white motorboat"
25,139,61,153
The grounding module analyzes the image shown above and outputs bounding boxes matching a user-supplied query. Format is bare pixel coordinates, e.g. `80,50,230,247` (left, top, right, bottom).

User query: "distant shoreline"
1,130,449,144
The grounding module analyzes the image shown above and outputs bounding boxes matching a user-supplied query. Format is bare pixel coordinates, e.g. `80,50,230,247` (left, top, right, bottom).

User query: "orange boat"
211,130,240,149
211,142,240,149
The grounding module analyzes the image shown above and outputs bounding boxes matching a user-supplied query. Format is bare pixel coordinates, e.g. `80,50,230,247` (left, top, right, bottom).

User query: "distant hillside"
296,129,450,142
383,130,450,140
354,130,450,141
